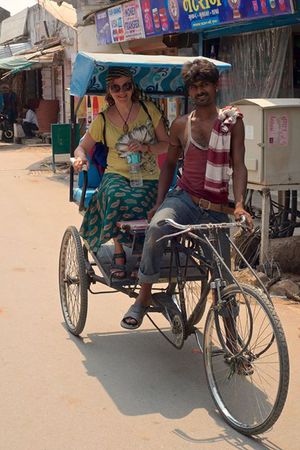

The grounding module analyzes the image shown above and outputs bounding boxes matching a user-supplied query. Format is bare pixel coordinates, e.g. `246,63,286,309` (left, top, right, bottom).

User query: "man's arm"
231,118,253,228
148,118,183,219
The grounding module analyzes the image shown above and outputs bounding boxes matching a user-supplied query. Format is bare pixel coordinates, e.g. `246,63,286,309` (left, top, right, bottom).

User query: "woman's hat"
106,67,133,83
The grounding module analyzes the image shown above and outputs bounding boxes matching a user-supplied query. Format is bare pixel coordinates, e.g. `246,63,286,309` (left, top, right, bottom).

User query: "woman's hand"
72,156,88,173
128,140,149,153
73,146,88,172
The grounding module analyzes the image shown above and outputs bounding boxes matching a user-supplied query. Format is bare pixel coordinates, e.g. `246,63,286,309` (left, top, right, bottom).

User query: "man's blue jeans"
138,189,231,284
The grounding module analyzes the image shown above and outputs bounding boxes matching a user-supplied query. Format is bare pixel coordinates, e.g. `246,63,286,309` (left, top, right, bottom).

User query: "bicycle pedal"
152,293,182,324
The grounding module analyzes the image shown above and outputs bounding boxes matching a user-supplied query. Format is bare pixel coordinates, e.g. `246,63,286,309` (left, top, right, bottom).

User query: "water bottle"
127,152,143,188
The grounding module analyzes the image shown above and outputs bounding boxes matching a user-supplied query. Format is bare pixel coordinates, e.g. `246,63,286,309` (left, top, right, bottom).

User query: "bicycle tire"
203,284,289,435
59,226,88,336
168,239,209,328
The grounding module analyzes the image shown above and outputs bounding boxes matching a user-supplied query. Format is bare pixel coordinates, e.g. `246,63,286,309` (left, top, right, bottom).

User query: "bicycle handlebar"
70,157,88,212
157,217,247,231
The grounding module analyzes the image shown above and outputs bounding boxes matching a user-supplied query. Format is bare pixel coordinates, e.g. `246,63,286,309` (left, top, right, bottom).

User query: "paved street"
0,143,299,450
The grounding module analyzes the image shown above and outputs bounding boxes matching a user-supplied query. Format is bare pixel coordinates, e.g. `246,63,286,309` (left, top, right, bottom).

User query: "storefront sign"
108,5,126,43
123,0,145,40
96,1,145,45
140,0,295,36
96,0,294,44
96,10,112,45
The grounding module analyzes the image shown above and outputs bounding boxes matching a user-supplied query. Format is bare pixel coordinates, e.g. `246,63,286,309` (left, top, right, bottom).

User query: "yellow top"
88,101,162,180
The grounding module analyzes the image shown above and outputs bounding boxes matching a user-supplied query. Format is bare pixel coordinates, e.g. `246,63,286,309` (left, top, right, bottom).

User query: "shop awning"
0,44,65,79
0,55,35,72
19,44,64,64
70,52,231,97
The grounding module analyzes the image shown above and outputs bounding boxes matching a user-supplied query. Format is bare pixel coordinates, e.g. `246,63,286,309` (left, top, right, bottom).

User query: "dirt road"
0,143,299,450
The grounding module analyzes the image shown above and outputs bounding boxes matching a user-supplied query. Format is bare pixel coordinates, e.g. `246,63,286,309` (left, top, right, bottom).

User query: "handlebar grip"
157,219,168,227
79,170,88,212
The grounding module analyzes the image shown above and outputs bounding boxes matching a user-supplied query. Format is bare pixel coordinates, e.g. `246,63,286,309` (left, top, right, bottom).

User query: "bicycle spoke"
204,284,289,435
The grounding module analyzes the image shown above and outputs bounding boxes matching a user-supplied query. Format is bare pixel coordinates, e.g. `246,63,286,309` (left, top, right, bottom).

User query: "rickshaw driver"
121,58,253,329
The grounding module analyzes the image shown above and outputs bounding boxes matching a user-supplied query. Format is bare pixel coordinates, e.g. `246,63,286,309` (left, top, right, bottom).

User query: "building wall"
77,24,122,53
27,4,78,123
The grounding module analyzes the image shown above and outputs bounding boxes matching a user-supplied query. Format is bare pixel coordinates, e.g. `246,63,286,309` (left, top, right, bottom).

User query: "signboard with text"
123,0,145,40
140,0,295,37
96,10,112,45
96,0,295,44
108,5,126,43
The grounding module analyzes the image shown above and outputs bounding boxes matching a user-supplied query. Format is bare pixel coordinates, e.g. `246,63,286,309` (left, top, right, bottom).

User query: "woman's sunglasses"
109,81,133,93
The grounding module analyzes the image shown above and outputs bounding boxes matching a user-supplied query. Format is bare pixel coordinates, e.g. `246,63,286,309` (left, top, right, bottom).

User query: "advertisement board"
140,0,295,37
108,5,126,43
123,0,145,40
96,0,295,44
96,10,112,45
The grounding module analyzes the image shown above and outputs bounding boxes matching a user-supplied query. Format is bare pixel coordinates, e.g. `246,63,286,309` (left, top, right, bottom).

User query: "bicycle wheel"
168,240,209,327
203,284,289,435
59,226,88,336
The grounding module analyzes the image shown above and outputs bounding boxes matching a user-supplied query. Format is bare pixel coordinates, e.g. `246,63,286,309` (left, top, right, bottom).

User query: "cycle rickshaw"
59,52,289,436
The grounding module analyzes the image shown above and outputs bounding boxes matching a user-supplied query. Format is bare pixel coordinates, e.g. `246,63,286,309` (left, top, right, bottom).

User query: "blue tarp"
0,55,34,72
70,52,231,98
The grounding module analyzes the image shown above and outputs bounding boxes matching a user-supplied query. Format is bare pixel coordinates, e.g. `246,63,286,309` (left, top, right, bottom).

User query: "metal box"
232,99,300,186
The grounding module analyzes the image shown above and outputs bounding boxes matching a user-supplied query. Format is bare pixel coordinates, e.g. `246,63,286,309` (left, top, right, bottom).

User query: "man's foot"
110,251,126,279
120,303,149,329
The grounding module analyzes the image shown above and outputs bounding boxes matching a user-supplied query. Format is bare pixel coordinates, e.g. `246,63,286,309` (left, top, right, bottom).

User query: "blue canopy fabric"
70,52,231,98
0,55,35,73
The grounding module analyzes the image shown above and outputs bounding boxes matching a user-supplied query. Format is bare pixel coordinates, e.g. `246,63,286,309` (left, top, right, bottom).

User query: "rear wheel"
203,284,289,435
59,226,88,336
169,239,209,328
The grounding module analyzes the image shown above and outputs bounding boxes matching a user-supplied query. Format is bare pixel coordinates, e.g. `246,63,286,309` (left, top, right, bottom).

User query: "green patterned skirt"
80,173,158,252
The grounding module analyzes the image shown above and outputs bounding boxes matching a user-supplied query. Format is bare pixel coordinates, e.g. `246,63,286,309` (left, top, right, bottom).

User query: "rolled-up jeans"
138,188,232,284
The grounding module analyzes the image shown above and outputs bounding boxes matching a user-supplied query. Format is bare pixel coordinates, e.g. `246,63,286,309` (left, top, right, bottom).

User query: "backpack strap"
100,111,107,147
139,100,152,123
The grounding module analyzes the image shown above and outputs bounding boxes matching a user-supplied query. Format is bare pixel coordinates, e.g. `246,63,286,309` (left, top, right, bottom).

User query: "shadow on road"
64,323,278,449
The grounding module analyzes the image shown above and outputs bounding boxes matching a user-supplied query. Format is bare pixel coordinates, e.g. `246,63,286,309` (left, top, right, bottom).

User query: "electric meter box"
232,99,300,186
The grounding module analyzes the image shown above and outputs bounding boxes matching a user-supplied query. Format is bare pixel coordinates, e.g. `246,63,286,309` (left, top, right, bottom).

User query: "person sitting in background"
3,84,17,124
22,105,39,138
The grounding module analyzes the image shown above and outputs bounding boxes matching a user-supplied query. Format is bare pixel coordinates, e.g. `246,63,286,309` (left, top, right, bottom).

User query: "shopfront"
86,0,300,115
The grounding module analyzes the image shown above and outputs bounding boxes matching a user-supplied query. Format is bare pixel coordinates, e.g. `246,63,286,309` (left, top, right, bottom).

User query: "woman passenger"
73,67,169,278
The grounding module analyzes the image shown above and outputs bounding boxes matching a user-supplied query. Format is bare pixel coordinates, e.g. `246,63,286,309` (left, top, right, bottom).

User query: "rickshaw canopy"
70,52,231,98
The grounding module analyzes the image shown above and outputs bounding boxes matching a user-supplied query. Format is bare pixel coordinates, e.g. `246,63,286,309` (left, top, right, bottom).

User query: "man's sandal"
110,251,126,279
120,303,148,330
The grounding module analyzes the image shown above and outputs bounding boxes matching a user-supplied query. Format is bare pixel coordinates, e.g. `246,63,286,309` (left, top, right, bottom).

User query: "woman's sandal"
110,251,127,279
120,303,148,330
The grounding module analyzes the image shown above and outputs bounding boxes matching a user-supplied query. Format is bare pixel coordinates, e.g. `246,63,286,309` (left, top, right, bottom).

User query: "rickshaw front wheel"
59,226,88,336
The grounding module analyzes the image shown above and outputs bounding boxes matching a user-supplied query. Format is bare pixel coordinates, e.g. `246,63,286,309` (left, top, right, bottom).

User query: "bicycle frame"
157,220,273,342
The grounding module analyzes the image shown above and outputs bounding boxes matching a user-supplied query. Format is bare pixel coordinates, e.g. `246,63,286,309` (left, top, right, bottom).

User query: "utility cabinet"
232,99,300,186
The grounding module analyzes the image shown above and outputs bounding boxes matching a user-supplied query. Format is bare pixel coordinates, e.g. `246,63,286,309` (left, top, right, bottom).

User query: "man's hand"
234,205,254,231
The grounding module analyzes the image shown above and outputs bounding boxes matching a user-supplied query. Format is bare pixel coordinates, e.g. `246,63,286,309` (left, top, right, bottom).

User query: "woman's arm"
128,115,169,155
73,132,96,172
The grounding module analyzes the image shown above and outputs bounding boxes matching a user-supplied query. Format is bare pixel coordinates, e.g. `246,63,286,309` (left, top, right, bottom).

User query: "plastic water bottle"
127,152,143,188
